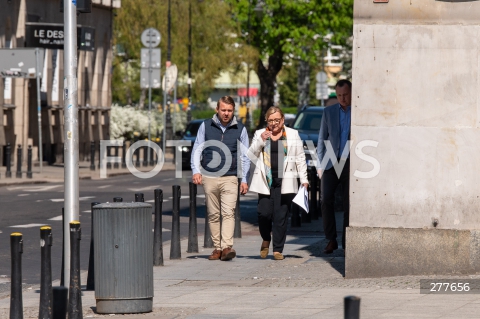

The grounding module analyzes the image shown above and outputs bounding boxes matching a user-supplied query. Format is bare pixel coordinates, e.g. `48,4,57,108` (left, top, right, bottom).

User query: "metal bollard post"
68,222,83,319
135,142,141,167
170,185,181,259
204,205,214,248
106,146,112,169
153,189,164,266
16,144,22,178
114,145,119,169
291,203,301,227
10,232,23,319
135,193,144,202
187,183,198,253
52,286,68,319
121,140,127,168
234,178,242,238
90,141,95,171
87,202,101,291
6,143,12,178
113,197,123,202
149,143,155,166
27,146,33,179
344,296,361,319
142,145,148,167
39,226,53,319
311,168,319,220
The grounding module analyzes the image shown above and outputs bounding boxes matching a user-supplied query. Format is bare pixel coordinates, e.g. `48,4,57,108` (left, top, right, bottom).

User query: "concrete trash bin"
93,202,153,314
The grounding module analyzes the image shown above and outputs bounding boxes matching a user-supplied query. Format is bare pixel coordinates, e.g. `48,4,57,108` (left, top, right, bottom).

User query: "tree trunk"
256,49,284,129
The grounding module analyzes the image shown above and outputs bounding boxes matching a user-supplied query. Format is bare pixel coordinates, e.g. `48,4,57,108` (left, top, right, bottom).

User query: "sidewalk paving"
2,162,480,318
1,219,480,318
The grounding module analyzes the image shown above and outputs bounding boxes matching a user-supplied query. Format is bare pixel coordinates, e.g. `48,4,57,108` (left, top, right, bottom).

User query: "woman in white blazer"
248,107,309,260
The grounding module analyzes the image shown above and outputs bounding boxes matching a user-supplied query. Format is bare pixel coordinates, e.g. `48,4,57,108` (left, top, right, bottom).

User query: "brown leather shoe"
208,249,222,260
323,240,338,254
221,247,236,261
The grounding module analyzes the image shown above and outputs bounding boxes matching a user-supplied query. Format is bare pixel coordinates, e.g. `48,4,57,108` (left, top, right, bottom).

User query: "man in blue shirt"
316,80,351,254
191,96,250,261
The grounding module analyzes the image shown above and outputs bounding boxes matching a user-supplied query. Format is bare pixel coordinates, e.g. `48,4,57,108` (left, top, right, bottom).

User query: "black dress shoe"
323,240,338,254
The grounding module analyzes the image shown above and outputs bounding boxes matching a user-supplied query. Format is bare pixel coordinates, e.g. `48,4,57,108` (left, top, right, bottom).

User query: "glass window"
185,122,201,137
293,111,323,131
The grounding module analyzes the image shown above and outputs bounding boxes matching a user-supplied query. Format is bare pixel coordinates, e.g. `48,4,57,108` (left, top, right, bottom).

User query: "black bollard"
142,145,148,167
311,168,319,220
135,193,144,202
170,185,181,259
153,189,164,266
344,296,361,319
106,146,112,169
291,203,301,227
149,143,155,166
86,202,100,291
121,140,127,168
10,232,23,319
114,145,119,169
6,143,12,178
135,142,141,167
52,286,68,319
68,222,83,319
234,178,242,238
39,226,53,319
113,197,123,202
26,146,32,179
187,183,198,253
90,141,95,171
203,205,214,248
16,144,22,178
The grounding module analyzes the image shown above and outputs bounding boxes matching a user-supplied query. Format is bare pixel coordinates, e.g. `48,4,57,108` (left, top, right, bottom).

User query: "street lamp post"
187,0,193,122
165,0,173,141
244,0,253,131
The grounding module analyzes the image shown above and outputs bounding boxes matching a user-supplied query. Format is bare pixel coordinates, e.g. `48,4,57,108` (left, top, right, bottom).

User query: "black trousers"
320,158,350,249
257,179,294,253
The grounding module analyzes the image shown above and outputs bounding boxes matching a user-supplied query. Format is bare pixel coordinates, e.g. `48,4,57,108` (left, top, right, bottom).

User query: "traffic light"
60,0,92,13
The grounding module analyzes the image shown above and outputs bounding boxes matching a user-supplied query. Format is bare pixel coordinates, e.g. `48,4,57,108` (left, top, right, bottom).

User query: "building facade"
0,0,119,165
349,0,480,277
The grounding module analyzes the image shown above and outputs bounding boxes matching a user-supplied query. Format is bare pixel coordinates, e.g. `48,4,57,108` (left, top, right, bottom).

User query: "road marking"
152,228,171,232
17,194,30,197
128,186,160,192
7,185,62,192
48,215,63,221
36,200,43,202
10,223,47,228
50,196,96,202
83,210,91,213
145,199,170,203
168,196,189,200
97,185,112,189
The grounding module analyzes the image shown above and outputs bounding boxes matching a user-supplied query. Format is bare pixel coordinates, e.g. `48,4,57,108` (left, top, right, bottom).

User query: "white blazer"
248,126,309,195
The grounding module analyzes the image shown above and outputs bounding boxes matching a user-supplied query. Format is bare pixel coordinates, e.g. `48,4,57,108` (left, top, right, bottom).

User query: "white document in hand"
292,185,309,213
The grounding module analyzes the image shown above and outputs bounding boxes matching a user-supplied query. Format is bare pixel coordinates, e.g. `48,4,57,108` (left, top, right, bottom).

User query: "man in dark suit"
316,80,352,254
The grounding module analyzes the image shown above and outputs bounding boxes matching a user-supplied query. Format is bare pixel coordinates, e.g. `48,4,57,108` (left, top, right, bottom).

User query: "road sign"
141,48,161,68
140,68,161,89
162,64,178,92
0,48,45,78
316,83,329,100
141,28,161,48
316,71,327,83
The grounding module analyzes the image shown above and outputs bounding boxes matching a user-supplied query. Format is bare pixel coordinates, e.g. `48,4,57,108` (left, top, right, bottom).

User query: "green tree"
112,0,255,106
227,0,353,128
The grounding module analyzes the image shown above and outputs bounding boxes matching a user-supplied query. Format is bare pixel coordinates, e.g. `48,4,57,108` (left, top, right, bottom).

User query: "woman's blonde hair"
264,106,284,121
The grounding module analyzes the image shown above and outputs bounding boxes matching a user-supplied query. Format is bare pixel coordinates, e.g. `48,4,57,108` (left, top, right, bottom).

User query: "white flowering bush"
110,104,187,140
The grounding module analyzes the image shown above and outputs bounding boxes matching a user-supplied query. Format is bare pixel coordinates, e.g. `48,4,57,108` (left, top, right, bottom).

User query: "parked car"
178,119,205,170
292,106,325,167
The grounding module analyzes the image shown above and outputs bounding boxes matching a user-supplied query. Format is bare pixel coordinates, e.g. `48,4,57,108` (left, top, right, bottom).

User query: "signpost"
141,28,161,163
316,71,329,106
162,64,177,153
0,48,45,173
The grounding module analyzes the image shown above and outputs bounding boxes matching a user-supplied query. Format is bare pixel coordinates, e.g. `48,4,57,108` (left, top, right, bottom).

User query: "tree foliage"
112,0,256,106
227,0,353,128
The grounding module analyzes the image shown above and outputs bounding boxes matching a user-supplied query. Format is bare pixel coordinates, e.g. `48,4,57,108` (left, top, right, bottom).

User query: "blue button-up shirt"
339,105,351,158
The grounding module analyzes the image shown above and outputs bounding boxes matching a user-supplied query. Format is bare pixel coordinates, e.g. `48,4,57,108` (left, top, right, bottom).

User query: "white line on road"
17,194,30,197
48,215,63,221
97,185,112,189
83,210,91,213
10,223,47,228
145,199,170,203
168,195,190,200
128,186,161,192
50,196,96,202
7,185,62,192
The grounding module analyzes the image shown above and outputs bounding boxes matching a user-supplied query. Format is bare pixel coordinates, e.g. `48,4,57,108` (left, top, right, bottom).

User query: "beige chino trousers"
202,175,238,250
